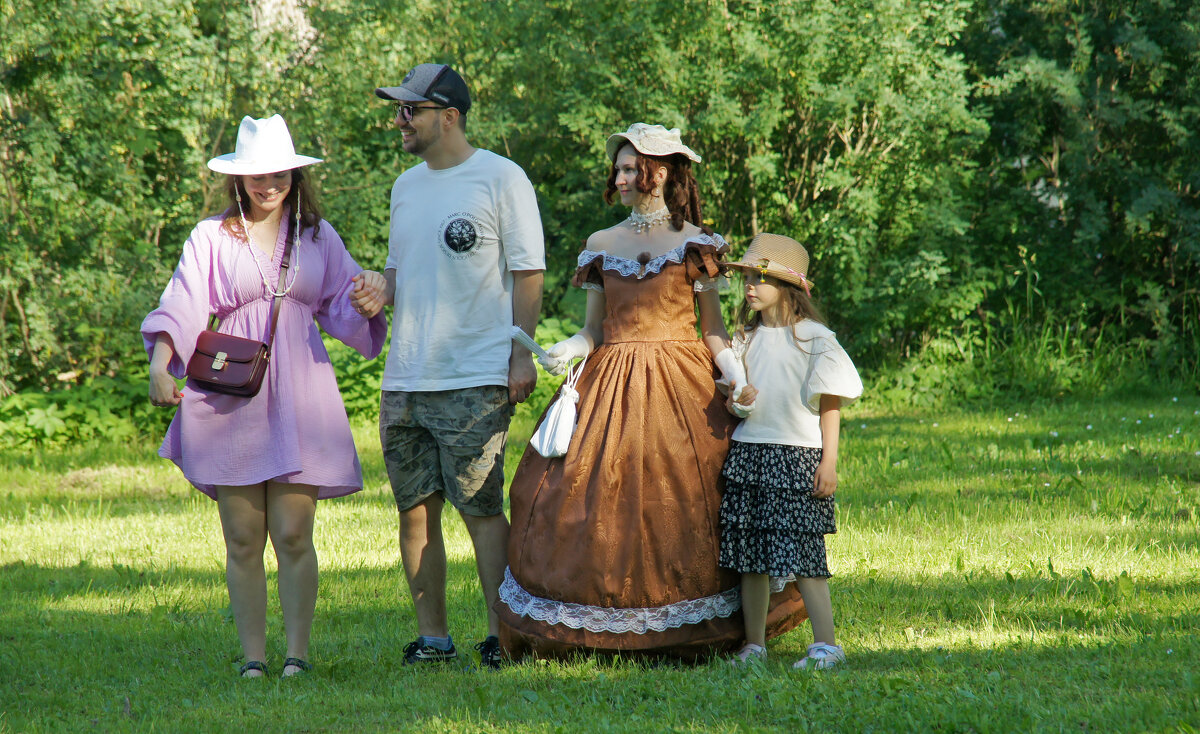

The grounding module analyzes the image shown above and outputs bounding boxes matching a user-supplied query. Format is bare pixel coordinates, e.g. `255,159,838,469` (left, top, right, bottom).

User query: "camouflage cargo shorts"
379,385,513,517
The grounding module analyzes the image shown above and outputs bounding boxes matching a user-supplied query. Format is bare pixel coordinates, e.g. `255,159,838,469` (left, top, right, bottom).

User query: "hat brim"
724,260,810,289
375,86,428,102
605,134,633,162
605,133,703,163
207,154,323,176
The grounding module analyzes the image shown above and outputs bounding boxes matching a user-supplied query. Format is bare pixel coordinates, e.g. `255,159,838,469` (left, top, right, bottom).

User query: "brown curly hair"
219,168,323,240
604,144,703,231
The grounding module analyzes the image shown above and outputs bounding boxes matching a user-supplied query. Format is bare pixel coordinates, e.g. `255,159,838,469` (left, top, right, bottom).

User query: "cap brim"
207,154,323,176
375,86,428,102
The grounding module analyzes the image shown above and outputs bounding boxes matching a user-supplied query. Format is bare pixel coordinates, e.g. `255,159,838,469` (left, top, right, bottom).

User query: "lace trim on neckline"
498,566,742,634
577,232,728,280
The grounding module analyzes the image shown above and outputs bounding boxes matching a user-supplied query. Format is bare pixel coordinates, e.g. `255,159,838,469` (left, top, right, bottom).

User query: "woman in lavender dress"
142,115,387,677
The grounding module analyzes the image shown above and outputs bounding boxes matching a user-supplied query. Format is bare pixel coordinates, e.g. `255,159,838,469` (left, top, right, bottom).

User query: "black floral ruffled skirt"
718,441,834,578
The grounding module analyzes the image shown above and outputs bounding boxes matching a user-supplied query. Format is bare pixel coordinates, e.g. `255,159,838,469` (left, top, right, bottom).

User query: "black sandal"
281,657,313,677
239,660,268,677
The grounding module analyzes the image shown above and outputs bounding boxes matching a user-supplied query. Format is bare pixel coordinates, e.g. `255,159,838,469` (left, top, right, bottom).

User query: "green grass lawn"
1,395,1198,732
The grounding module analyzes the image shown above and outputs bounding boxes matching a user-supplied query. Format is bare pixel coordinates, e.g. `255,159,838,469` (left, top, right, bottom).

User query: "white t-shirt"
731,320,863,448
383,149,545,391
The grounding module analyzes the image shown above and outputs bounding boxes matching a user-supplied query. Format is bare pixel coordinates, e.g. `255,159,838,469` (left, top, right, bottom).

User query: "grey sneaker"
402,637,458,664
474,635,503,670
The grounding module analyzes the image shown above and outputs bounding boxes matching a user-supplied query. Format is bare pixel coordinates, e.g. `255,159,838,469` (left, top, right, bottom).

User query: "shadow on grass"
2,559,1197,731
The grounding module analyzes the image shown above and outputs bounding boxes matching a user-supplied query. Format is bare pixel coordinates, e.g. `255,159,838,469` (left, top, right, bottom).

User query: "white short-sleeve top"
382,149,545,391
731,319,863,448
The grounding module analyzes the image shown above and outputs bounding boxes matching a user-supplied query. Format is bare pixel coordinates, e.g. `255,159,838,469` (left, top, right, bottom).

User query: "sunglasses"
394,102,447,122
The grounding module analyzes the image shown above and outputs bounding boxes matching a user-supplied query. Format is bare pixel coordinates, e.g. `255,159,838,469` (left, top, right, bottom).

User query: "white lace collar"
577,232,728,279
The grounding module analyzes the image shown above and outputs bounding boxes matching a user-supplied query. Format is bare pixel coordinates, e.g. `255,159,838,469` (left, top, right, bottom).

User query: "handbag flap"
194,330,266,363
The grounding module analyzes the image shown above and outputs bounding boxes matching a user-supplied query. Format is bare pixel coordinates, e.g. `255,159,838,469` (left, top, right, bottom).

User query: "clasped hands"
349,271,387,318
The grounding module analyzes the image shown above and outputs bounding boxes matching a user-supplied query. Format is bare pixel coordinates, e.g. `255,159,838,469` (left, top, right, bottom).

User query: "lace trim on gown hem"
576,232,728,280
499,567,743,634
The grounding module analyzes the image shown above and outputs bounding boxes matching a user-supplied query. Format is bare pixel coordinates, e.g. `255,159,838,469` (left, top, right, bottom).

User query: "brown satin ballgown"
497,234,808,659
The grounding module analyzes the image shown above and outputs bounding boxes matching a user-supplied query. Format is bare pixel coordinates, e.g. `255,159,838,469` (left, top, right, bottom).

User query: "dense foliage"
2,0,1197,438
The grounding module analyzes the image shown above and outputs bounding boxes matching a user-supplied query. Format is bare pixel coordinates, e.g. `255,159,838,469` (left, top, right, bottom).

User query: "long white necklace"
237,192,301,297
627,205,670,234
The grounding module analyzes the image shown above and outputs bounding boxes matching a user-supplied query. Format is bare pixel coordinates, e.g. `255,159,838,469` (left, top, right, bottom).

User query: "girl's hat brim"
725,233,813,289
725,259,813,289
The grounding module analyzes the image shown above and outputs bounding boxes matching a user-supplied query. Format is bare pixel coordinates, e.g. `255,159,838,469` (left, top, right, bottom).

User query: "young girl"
715,232,863,669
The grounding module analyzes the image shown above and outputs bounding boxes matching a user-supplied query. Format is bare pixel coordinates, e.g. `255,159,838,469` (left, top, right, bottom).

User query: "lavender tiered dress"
140,214,387,499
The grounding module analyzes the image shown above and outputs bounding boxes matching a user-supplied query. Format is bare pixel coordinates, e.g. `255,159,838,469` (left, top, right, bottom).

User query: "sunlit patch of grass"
2,395,1198,731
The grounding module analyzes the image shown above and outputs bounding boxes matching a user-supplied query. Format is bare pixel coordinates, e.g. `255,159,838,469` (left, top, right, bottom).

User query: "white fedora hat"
207,114,323,175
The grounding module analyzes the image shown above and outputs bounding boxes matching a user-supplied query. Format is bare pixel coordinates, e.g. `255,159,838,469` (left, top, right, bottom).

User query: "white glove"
539,334,590,376
714,348,747,402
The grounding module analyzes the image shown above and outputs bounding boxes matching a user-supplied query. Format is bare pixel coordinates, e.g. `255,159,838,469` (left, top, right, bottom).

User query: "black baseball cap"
375,64,471,115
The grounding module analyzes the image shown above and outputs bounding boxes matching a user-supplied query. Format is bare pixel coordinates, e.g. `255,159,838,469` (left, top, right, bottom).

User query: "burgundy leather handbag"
186,225,294,397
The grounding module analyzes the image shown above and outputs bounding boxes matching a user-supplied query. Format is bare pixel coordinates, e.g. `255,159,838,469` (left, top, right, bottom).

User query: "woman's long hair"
604,146,703,231
219,168,322,240
733,274,826,350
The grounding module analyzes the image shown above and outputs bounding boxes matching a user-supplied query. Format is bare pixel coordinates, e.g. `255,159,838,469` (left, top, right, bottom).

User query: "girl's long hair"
219,168,322,240
604,146,703,230
733,274,827,350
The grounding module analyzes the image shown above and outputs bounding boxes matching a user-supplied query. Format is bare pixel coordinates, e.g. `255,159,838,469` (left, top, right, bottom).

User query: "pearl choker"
627,206,671,233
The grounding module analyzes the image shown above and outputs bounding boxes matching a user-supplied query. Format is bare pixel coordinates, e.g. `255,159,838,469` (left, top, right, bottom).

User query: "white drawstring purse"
529,355,586,458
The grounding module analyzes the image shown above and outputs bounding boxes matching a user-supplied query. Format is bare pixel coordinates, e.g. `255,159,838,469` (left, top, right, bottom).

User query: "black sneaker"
474,635,503,670
402,636,458,664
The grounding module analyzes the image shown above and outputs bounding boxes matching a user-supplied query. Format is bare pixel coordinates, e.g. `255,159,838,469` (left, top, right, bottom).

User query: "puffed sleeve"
799,325,864,411
683,232,730,284
140,224,218,378
312,223,387,359
571,248,606,291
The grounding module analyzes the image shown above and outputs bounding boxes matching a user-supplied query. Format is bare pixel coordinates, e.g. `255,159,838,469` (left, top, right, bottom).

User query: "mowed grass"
1,395,1198,732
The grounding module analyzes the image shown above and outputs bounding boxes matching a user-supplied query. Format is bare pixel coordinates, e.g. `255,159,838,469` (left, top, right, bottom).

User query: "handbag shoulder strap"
263,213,297,348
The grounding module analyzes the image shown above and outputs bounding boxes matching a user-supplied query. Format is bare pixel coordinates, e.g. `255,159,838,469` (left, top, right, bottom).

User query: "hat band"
754,258,811,297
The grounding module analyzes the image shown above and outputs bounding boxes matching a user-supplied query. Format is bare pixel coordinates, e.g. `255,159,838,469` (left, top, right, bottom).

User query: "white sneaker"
792,642,845,670
728,643,767,666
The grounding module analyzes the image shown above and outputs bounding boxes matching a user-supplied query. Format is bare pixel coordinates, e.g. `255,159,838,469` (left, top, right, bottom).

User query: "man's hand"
350,270,388,318
508,352,537,404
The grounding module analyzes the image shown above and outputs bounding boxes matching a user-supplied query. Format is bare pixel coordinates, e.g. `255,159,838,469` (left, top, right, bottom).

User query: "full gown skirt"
497,235,807,659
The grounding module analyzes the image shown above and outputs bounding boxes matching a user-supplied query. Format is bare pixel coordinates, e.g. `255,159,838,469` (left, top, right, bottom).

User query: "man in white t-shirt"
352,63,544,670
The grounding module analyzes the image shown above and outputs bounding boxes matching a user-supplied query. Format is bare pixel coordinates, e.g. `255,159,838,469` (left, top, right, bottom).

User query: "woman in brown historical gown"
496,124,807,659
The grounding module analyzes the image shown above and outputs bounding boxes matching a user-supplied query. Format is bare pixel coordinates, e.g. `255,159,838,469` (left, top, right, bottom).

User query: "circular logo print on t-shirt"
444,218,477,252
438,212,484,260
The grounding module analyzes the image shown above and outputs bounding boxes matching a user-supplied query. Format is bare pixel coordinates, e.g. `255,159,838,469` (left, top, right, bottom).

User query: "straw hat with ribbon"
724,233,814,296
207,114,323,175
